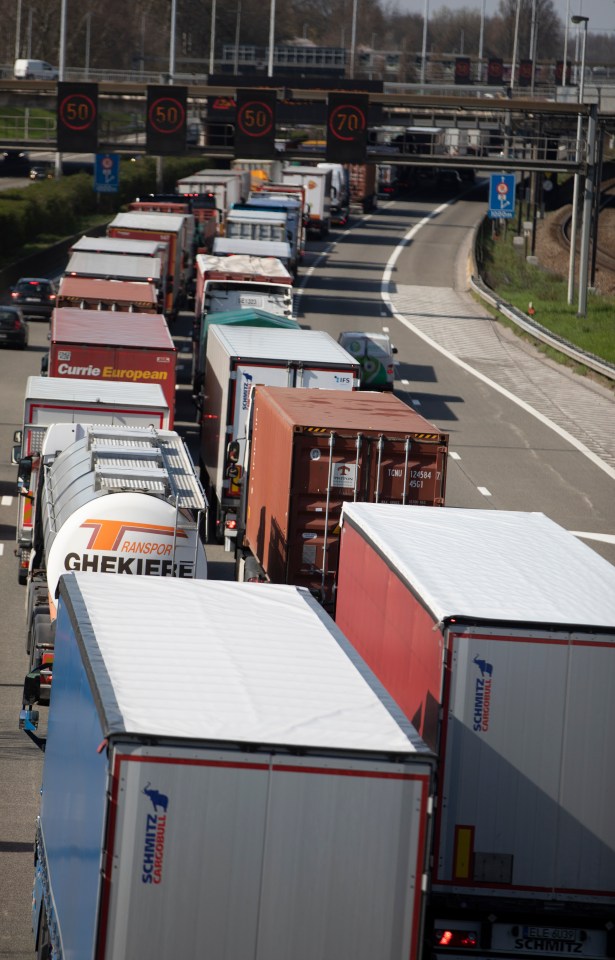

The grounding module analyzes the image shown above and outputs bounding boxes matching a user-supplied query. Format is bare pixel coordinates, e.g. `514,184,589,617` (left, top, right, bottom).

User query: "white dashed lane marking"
477,486,492,497
1,496,12,506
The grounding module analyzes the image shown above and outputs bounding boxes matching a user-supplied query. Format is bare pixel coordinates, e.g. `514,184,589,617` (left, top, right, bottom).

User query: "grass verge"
476,214,615,366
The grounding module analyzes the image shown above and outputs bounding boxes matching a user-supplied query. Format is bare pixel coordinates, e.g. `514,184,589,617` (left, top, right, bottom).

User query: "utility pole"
567,15,589,305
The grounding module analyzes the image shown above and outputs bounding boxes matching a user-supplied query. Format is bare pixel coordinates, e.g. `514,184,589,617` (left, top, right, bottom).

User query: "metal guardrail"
470,274,615,381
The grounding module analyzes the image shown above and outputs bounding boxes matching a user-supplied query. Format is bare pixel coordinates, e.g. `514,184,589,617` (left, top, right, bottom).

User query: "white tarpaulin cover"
59,574,429,754
341,504,615,627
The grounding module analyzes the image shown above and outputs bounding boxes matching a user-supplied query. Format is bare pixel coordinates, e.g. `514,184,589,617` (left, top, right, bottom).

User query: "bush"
0,155,213,265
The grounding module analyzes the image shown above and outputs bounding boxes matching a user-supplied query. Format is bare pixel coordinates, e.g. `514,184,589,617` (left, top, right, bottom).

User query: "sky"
391,0,615,35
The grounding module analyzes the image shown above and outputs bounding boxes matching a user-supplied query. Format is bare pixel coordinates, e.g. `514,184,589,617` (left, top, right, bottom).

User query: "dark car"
0,150,30,177
0,306,28,349
10,277,56,320
29,163,54,181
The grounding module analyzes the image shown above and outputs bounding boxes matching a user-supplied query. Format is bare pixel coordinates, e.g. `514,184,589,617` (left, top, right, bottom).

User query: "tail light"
15,318,22,330
225,518,237,531
435,929,478,949
11,290,18,299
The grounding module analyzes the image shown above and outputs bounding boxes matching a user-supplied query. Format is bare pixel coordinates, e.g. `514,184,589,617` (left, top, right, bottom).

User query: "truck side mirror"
13,429,23,444
11,444,21,466
17,456,33,491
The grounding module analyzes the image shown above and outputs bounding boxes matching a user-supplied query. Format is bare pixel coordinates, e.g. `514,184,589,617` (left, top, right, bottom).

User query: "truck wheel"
18,566,28,586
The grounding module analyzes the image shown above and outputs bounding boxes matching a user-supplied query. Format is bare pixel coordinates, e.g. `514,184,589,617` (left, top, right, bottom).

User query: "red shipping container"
241,386,448,604
48,308,177,422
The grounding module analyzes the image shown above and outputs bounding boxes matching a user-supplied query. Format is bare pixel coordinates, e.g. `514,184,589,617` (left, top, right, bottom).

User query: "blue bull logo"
143,781,168,813
473,655,493,677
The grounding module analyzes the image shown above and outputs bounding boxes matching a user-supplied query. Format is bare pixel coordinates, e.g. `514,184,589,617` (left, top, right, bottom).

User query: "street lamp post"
267,0,276,77
209,0,217,75
420,0,429,88
566,14,589,306
349,0,358,80
510,0,521,93
477,0,486,83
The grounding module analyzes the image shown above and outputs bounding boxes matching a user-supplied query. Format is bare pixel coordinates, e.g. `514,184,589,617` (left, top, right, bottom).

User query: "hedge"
0,156,212,262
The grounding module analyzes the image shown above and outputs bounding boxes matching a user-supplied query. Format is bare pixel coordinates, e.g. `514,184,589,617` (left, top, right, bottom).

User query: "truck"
20,424,208,738
317,161,350,223
235,386,449,605
55,275,159,313
231,157,283,189
200,327,359,548
212,236,292,271
241,194,303,272
12,376,170,585
46,308,177,419
69,235,170,293
176,170,250,232
281,165,332,237
335,504,615,960
346,163,378,213
31,572,435,960
192,253,294,391
107,212,194,319
64,252,164,307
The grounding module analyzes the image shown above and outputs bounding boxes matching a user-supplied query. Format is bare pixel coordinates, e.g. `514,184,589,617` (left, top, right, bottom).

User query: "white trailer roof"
59,575,430,754
227,209,288,223
341,505,615,628
70,236,165,257
196,253,291,280
66,252,162,283
213,238,291,259
109,212,187,233
209,325,359,366
25,376,168,408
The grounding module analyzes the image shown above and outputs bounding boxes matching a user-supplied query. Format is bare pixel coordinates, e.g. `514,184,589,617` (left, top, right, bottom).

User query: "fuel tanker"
20,423,208,742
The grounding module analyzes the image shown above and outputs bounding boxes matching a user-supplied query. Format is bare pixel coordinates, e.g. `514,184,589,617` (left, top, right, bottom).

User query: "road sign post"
57,83,98,153
94,153,120,193
326,93,368,163
488,173,516,220
146,86,187,155
233,89,277,159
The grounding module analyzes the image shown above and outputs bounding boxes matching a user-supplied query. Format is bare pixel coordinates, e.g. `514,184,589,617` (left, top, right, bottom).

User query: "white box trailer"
65,251,163,286
200,325,359,546
212,235,292,269
12,377,171,584
32,574,435,960
336,504,615,959
282,164,332,237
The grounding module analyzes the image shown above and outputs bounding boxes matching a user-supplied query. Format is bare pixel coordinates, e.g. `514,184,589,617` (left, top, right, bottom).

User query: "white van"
13,59,58,80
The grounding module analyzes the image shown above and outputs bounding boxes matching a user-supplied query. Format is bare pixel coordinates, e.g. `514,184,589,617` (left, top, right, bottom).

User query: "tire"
18,566,28,586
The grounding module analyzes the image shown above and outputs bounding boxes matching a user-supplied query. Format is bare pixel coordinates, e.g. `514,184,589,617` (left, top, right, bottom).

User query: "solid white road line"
381,205,615,483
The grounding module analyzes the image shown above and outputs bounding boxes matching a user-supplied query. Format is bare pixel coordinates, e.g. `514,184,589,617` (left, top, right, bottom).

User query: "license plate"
25,297,40,302
0,332,7,339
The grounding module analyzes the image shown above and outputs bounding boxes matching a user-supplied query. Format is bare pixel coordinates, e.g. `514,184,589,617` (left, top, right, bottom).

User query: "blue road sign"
488,173,516,219
94,153,119,193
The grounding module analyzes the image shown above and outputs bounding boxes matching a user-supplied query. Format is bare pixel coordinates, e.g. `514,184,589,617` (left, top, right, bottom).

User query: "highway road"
0,180,613,955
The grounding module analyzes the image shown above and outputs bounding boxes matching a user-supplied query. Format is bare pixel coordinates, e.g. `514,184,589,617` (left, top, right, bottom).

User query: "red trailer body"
48,308,177,421
240,386,448,604
107,213,192,318
56,276,158,313
346,163,377,213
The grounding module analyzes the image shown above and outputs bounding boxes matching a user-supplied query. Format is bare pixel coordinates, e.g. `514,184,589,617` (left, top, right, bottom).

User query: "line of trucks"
8,162,614,959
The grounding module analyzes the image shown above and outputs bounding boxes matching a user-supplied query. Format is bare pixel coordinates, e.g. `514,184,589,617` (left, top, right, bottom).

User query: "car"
0,150,30,177
338,330,398,391
29,163,54,181
10,277,56,319
13,59,59,81
0,306,28,349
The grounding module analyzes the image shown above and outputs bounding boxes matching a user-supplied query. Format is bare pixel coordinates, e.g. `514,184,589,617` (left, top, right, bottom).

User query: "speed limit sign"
234,89,277,159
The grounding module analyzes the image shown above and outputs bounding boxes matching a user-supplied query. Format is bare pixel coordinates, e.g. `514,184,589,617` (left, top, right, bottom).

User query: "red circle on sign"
497,182,509,194
328,104,367,142
59,94,97,131
237,101,274,138
148,97,186,135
